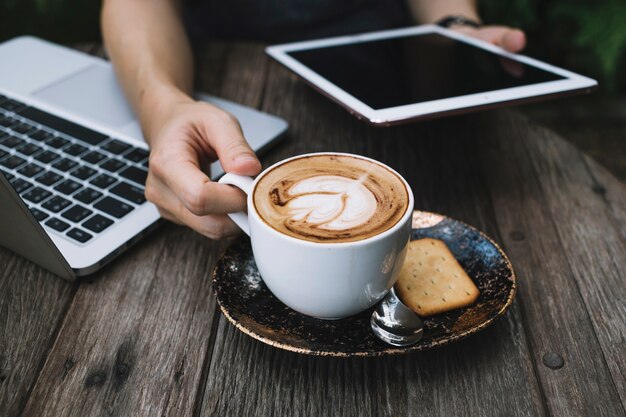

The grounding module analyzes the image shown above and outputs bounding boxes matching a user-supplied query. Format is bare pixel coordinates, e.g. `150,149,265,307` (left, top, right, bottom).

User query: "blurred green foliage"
1,0,625,93
480,0,626,93
550,0,626,90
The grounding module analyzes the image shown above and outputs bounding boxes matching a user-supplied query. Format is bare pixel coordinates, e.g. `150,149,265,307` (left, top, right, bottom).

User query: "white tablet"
266,25,597,126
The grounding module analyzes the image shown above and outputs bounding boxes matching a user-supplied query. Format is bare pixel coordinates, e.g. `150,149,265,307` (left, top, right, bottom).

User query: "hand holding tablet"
266,25,597,126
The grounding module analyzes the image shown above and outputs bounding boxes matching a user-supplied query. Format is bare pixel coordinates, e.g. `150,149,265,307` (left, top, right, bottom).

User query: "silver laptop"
0,36,288,280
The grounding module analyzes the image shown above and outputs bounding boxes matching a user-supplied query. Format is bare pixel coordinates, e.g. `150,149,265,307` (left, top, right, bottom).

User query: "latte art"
254,155,409,243
280,175,377,230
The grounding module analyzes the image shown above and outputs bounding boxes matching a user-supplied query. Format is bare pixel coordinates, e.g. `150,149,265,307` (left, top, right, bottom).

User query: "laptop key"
17,163,44,178
19,107,108,146
0,99,27,113
74,187,103,204
66,228,93,243
12,122,35,135
1,169,14,180
55,179,82,195
83,151,107,165
83,214,114,233
29,207,49,222
100,158,127,173
0,148,7,159
0,114,16,128
111,182,146,204
119,166,148,186
45,136,70,149
94,196,134,218
90,173,117,189
51,158,78,172
34,150,60,164
0,155,27,169
36,171,63,186
30,129,56,142
0,135,26,148
45,217,70,232
22,186,52,204
102,139,131,155
64,143,88,156
70,165,97,180
16,142,42,156
9,178,33,193
123,148,149,163
62,204,93,223
42,195,72,213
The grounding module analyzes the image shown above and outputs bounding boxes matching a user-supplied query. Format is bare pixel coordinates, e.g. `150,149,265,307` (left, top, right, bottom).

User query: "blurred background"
1,0,624,179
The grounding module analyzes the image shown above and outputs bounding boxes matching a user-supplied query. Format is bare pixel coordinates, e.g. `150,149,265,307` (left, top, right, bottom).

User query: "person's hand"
452,25,526,53
145,97,262,239
452,24,527,77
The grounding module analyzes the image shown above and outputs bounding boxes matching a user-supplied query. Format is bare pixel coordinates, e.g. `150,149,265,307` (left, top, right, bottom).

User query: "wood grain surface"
0,251,76,417
1,42,624,417
476,112,625,415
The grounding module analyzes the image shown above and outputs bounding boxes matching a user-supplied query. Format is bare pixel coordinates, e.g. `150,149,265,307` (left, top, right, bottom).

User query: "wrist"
139,82,193,143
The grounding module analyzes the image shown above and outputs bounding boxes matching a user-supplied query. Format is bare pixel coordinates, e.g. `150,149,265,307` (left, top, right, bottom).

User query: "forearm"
101,0,193,142
407,0,480,24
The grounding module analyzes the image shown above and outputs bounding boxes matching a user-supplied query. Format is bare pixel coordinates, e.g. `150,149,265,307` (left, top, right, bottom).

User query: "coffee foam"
253,155,409,243
285,174,377,230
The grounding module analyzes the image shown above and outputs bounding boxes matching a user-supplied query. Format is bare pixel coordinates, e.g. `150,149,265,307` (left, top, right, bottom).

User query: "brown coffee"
253,154,409,243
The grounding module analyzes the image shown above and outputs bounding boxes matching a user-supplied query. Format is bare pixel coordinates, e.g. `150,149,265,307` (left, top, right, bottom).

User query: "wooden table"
1,42,625,417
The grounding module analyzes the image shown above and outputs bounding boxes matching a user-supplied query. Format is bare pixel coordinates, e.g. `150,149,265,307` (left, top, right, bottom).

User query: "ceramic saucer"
212,211,516,356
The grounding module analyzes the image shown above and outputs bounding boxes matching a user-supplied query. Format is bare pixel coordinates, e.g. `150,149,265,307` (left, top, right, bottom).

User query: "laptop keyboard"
0,94,150,245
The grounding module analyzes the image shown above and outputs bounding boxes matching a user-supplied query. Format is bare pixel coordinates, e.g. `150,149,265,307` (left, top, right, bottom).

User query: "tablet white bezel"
266,25,597,125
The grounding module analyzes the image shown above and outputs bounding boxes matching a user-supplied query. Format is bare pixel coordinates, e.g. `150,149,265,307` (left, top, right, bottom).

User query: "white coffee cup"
219,152,414,319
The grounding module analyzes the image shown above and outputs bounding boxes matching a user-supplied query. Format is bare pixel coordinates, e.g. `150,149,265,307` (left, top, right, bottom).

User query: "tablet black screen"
287,33,565,109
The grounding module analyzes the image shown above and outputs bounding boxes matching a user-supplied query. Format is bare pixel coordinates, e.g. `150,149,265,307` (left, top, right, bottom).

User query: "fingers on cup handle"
218,173,255,195
218,173,255,236
145,171,243,238
152,157,247,215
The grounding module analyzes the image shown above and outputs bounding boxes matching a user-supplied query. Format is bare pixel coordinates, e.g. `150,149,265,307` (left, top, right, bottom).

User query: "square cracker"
395,238,479,317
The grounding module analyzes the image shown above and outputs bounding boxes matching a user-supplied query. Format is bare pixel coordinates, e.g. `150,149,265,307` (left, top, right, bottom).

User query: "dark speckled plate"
212,211,516,356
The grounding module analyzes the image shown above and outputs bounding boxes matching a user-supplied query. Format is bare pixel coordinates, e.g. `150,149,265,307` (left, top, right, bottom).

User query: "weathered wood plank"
476,110,625,416
198,59,547,417
19,42,269,417
0,249,75,417
582,153,626,242
20,226,224,417
523,116,626,409
521,96,626,183
194,41,268,108
202,309,543,417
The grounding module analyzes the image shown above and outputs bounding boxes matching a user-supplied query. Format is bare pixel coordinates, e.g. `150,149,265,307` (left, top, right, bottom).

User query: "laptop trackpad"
32,64,135,128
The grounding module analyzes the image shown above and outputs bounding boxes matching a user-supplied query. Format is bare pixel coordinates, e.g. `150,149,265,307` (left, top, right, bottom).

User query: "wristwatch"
436,15,482,29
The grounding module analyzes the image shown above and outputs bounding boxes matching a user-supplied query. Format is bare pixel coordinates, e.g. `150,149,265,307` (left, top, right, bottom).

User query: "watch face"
437,15,481,28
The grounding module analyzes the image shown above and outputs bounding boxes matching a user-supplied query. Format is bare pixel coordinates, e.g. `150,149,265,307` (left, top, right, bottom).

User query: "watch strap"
436,15,482,29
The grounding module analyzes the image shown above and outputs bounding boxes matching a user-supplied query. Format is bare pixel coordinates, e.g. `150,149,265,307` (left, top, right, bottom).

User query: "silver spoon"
371,287,424,346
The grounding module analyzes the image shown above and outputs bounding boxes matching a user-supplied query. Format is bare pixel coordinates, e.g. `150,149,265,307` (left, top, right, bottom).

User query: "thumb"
501,29,526,53
204,110,262,176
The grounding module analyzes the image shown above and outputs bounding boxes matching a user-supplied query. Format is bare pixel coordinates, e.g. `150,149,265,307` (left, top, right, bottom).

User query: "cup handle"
218,173,255,236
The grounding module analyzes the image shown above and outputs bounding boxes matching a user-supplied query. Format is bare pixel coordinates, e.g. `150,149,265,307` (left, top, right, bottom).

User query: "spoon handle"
371,287,424,347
